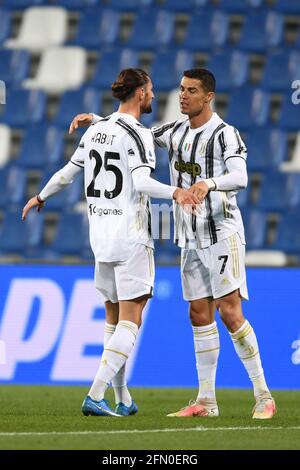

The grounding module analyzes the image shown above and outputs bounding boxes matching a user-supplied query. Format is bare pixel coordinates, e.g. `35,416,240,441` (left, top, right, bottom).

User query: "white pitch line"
0,426,300,437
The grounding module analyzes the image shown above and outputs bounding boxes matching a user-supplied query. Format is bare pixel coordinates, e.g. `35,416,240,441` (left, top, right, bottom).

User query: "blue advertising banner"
0,265,299,388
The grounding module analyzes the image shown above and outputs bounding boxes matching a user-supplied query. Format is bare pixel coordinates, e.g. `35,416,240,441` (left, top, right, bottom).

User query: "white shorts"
95,244,155,303
181,233,249,301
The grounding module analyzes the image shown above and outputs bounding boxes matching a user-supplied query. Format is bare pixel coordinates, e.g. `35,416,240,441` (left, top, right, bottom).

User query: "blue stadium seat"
261,50,300,92
0,8,10,44
256,172,300,212
182,11,229,52
246,128,287,172
81,211,93,259
126,9,175,50
154,146,170,169
242,209,267,250
50,212,86,256
39,170,83,211
272,210,300,255
152,165,171,185
151,50,194,91
274,0,300,14
71,9,120,49
239,11,284,52
236,183,251,209
278,92,300,131
109,0,153,11
0,89,46,128
226,87,270,131
18,125,64,169
0,166,26,209
91,48,139,89
217,0,265,12
52,0,99,9
54,88,101,128
0,209,44,255
206,50,249,92
0,49,30,87
162,0,209,12
1,0,46,8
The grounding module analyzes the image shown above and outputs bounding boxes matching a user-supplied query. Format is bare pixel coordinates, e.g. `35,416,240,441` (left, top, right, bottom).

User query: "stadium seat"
162,0,208,13
274,0,300,14
23,47,87,94
0,89,46,127
261,50,300,92
109,0,153,11
206,50,249,92
217,0,265,12
0,208,44,255
39,170,83,211
54,88,101,128
18,125,64,170
226,87,270,131
246,128,287,172
277,92,300,132
0,8,10,44
71,8,120,49
126,9,175,50
239,11,284,52
151,50,194,91
0,166,26,208
1,0,46,8
5,7,68,53
182,11,229,52
81,211,93,259
50,212,86,256
256,172,300,212
242,209,267,250
236,183,251,209
0,124,11,168
154,146,170,169
91,48,139,89
0,49,30,87
52,0,99,9
272,210,300,255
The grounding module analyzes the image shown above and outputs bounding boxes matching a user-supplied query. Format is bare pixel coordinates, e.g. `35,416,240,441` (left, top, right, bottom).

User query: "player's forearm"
132,166,177,199
91,113,103,124
205,158,248,192
39,162,82,201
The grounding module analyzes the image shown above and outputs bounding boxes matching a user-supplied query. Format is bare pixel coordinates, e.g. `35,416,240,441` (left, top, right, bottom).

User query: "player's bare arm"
69,113,93,134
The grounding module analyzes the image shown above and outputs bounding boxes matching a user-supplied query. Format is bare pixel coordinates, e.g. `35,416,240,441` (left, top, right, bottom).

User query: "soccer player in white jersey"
22,68,198,417
69,68,276,419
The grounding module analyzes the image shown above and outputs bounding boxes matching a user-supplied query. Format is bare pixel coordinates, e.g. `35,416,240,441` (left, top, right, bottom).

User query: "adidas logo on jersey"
128,148,135,156
174,160,201,178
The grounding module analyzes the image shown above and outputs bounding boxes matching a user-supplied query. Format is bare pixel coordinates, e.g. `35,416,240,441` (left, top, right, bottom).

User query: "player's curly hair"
112,68,150,102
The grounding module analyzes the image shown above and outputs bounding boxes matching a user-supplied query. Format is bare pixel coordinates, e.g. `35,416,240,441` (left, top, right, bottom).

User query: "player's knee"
189,307,209,326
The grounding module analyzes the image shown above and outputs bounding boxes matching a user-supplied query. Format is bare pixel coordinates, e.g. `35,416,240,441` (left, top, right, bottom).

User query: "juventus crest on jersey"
153,112,247,249
70,112,156,262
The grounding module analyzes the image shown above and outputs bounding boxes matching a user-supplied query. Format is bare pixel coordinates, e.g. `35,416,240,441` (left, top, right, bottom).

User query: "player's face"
141,79,154,114
179,77,214,117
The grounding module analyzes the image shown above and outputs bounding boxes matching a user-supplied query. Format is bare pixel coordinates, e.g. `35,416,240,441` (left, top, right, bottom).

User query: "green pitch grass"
0,386,299,450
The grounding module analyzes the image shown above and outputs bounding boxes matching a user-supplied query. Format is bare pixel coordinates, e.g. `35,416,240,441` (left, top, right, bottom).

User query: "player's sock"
230,320,270,397
104,323,132,407
193,321,220,402
89,320,138,402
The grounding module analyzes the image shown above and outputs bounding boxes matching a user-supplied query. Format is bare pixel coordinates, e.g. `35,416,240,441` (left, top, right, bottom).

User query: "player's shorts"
94,243,155,303
181,233,249,301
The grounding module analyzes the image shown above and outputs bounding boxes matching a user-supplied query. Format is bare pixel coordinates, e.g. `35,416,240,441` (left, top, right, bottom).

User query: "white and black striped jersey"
71,112,155,262
153,112,247,249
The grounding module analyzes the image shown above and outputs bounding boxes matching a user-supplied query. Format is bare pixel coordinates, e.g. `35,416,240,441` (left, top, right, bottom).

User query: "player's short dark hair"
183,68,216,93
112,68,150,102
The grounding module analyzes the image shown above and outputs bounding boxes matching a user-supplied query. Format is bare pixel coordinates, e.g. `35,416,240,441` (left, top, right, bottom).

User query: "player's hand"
22,195,44,220
190,181,209,203
69,113,93,134
173,188,199,211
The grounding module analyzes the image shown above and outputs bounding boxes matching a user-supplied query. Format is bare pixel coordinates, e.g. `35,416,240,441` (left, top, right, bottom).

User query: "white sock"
230,320,270,397
104,323,132,407
89,320,138,402
193,321,220,402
